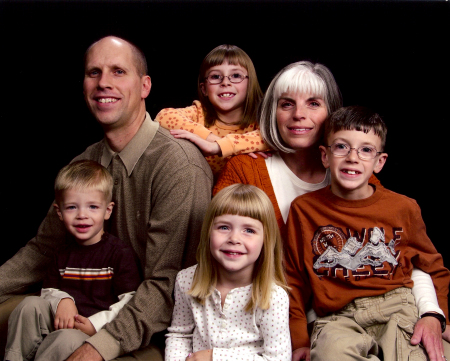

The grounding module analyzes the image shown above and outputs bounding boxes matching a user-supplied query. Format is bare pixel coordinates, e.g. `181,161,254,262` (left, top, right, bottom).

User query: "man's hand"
292,347,310,361
411,316,445,361
186,349,213,361
66,343,103,361
74,314,97,336
170,130,221,156
54,298,78,330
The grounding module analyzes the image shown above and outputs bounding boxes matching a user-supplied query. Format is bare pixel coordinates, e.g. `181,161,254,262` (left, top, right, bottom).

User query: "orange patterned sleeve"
216,127,270,158
155,101,211,139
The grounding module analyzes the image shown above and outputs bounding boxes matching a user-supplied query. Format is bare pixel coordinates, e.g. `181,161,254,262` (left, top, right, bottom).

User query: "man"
0,36,213,360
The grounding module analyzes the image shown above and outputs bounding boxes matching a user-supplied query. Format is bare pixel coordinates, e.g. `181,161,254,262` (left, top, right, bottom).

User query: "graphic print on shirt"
311,226,400,279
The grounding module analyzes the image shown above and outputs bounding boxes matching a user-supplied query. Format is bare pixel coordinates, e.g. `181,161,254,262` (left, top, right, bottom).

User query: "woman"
214,61,448,360
214,61,367,233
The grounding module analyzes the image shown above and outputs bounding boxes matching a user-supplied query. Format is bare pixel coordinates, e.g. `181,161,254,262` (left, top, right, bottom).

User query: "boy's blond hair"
54,160,113,203
189,184,288,312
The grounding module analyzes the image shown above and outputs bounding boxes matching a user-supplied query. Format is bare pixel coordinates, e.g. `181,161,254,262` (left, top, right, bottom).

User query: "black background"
1,0,449,266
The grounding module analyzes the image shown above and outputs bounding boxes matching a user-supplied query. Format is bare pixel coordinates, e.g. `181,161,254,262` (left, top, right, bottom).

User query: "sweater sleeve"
216,129,269,158
0,204,67,303
155,101,212,140
285,202,313,350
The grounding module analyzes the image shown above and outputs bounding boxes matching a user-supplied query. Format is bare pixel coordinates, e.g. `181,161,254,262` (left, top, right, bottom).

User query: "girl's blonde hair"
189,184,288,311
197,45,263,128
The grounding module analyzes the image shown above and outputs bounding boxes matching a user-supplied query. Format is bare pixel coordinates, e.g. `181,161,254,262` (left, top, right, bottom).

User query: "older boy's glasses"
205,73,249,84
328,143,382,160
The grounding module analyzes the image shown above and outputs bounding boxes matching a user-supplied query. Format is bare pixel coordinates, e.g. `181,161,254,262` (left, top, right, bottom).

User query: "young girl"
156,45,268,177
165,184,291,361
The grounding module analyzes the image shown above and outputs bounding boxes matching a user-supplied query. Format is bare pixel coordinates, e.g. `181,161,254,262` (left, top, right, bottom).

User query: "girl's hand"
185,349,213,361
248,151,273,159
170,129,221,156
292,347,310,361
74,314,97,336
54,298,78,330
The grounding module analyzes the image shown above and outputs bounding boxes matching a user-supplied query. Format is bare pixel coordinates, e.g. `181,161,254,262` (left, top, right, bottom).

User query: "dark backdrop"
1,0,448,266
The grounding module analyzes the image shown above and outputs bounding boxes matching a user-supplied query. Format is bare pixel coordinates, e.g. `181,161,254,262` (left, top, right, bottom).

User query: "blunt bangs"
210,185,268,224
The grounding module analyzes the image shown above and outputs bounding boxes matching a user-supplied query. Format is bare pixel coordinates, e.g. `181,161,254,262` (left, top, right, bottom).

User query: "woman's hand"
170,130,221,156
185,349,213,361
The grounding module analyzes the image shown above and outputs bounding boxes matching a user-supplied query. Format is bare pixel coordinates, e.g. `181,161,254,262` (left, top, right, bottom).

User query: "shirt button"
223,303,229,310
114,179,119,185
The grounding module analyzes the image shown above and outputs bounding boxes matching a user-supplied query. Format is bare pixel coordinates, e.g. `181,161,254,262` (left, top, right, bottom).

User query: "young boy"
4,160,141,361
285,106,450,361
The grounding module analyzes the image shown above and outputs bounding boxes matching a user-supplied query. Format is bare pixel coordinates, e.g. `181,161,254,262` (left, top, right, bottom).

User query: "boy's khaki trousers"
310,287,450,361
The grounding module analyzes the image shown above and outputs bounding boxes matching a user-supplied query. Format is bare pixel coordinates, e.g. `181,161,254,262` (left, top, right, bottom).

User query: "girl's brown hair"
197,45,263,128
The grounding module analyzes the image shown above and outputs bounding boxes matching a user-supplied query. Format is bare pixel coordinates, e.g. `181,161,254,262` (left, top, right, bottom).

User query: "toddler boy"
285,106,450,361
4,160,141,361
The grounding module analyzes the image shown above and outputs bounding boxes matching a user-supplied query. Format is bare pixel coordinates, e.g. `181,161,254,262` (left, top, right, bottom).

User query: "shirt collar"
100,112,159,176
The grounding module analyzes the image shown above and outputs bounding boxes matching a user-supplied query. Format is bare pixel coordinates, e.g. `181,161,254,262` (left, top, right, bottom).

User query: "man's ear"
319,145,330,169
141,75,152,99
104,202,115,221
373,153,388,174
53,203,63,221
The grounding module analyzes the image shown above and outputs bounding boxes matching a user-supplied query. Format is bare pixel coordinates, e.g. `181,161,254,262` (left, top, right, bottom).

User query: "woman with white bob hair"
214,60,354,232
214,60,447,361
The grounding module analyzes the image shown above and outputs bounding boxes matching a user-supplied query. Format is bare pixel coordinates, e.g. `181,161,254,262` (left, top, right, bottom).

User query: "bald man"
0,36,213,361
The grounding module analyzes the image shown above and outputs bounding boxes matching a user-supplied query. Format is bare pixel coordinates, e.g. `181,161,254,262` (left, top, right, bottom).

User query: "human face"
320,129,387,200
54,188,114,246
276,92,328,150
200,62,248,122
210,214,264,285
83,37,151,130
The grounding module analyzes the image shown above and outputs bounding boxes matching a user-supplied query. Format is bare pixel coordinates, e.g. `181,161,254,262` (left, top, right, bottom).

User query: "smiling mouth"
97,98,118,103
342,170,361,175
218,93,235,98
222,251,245,256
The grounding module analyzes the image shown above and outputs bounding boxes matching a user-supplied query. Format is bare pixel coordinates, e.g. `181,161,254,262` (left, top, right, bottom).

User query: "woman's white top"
266,152,330,223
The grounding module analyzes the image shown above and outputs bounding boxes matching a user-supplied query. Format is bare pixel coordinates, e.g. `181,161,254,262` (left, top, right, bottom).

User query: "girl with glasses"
156,45,268,179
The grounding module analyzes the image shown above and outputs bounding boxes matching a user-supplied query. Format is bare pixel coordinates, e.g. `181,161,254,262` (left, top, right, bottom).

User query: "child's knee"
11,296,49,318
35,329,89,361
311,318,378,360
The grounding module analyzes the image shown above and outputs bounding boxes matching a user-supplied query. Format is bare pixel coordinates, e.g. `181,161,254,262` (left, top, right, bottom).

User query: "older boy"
4,160,141,361
286,106,450,361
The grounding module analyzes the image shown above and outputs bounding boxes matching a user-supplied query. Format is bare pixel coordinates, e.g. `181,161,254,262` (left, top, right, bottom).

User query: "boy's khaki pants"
310,287,450,361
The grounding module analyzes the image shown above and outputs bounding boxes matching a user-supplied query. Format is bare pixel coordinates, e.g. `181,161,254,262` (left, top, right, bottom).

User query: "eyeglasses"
205,73,249,84
327,142,382,160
